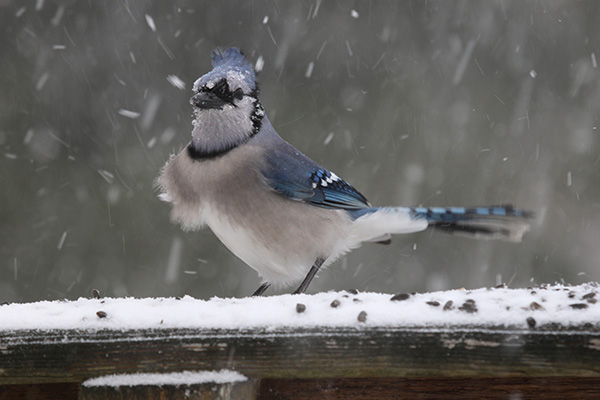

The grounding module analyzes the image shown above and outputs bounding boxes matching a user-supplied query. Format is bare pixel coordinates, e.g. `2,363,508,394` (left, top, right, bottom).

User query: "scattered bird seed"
529,301,544,311
459,301,478,313
526,317,536,328
426,301,440,307
92,289,101,299
357,311,367,323
330,299,341,308
443,300,454,311
569,303,588,310
390,293,410,301
296,303,306,313
96,311,107,318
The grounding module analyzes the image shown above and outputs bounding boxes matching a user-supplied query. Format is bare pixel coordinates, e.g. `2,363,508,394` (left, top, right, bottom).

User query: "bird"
156,47,533,296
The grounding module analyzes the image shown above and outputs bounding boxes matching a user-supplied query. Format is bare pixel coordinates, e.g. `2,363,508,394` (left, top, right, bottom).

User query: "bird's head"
189,48,264,158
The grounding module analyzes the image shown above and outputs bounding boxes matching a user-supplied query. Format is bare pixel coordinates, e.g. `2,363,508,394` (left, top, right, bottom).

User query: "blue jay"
157,47,533,296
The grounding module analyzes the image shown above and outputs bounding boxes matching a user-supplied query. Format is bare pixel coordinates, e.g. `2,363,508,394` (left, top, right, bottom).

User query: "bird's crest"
211,48,252,69
193,47,256,93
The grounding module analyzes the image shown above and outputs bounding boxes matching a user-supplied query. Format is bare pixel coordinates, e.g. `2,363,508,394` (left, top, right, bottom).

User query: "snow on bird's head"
193,47,257,94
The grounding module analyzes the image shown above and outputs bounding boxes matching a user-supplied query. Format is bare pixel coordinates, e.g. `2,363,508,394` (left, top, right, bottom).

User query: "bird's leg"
293,257,326,294
252,282,271,296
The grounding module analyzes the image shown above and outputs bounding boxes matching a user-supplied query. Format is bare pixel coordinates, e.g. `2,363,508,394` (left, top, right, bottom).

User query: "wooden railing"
2,324,600,399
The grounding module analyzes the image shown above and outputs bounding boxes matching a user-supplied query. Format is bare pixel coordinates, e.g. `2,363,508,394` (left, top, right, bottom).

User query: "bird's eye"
233,88,244,101
212,79,230,99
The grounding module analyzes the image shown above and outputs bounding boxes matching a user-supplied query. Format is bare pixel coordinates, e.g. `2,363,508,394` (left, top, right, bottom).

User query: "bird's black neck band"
187,141,240,160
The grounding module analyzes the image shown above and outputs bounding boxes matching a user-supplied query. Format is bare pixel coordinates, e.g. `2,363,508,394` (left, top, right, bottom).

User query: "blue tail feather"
349,205,533,243
411,204,533,242
409,205,534,222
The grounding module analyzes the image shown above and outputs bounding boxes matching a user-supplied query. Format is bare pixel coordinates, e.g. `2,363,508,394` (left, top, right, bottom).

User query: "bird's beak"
190,92,226,110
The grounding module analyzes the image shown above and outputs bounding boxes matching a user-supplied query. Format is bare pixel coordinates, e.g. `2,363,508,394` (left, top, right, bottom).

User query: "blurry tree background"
1,0,599,302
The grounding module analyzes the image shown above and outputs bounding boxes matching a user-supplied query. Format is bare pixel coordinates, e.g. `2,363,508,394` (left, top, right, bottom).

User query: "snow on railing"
1,283,599,399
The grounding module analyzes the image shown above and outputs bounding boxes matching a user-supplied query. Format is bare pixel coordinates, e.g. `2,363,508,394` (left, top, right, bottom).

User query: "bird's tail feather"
350,205,533,243
409,205,534,242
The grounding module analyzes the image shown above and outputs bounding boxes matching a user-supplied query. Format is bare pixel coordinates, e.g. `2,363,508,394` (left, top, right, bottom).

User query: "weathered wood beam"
1,326,599,385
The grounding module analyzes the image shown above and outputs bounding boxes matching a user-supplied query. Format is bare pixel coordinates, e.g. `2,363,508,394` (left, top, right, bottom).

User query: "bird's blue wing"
263,143,370,210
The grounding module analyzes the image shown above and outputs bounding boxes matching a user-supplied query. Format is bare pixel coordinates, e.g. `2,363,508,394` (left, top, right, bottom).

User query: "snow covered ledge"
1,283,600,398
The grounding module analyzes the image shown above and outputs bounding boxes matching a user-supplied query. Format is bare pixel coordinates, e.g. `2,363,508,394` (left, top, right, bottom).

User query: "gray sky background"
1,1,599,302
